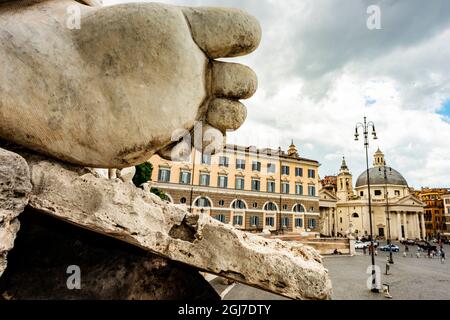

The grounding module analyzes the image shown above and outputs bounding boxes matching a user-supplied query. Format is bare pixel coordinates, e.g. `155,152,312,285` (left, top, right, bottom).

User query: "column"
403,212,408,239
420,213,426,240
415,213,420,239
397,212,402,240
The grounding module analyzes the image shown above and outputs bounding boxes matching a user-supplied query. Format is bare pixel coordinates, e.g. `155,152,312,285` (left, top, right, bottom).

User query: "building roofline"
223,144,320,165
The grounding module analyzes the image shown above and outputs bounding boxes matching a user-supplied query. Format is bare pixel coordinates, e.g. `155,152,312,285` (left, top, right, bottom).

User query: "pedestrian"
441,250,445,264
363,246,367,255
405,245,409,253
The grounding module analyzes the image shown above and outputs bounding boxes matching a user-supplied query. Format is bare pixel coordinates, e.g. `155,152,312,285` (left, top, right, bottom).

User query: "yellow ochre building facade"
149,142,321,235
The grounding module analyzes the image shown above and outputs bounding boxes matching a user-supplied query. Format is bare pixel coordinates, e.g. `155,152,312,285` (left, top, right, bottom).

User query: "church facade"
321,149,426,240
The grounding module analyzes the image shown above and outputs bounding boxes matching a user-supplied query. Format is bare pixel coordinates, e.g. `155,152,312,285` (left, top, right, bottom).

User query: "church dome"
355,166,408,188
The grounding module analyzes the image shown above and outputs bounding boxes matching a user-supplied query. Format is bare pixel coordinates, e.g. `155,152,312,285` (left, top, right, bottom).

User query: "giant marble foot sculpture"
0,0,260,168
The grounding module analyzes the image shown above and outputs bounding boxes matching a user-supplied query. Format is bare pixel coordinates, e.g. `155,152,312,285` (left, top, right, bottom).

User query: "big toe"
182,7,261,59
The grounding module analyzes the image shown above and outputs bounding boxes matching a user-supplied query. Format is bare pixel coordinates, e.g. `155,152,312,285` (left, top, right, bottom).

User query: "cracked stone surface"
0,148,32,278
20,152,332,300
0,208,219,300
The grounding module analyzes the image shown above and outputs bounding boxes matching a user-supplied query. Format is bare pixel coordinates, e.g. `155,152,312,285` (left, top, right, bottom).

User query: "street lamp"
355,116,379,293
380,163,394,264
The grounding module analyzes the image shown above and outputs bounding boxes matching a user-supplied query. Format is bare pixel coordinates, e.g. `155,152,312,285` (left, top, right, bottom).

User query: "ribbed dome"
355,166,408,187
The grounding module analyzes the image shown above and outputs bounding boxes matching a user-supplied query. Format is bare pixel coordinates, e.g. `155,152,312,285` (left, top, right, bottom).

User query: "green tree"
150,187,169,201
132,162,168,201
132,162,153,187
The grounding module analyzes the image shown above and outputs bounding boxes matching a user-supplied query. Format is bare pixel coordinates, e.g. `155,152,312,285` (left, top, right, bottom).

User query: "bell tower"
373,148,385,167
287,139,299,157
337,157,353,201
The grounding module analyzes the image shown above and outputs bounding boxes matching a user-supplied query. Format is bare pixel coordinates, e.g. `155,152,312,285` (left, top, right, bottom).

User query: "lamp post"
355,116,379,293
380,163,394,264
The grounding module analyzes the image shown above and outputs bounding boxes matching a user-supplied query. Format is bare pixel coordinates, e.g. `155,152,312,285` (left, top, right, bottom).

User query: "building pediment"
394,194,425,207
319,189,337,201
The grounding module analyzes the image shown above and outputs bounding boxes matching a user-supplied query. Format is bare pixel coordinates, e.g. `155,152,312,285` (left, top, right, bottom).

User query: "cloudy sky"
104,0,450,188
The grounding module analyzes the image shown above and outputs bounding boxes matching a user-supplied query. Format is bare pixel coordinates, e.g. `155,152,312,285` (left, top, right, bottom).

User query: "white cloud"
102,0,450,188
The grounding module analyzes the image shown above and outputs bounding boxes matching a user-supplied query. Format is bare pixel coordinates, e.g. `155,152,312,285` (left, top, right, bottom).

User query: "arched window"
195,197,211,207
231,199,247,209
264,202,277,211
352,213,359,218
293,204,305,213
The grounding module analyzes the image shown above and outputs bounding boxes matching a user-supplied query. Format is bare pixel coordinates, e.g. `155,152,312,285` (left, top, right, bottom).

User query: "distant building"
149,142,321,235
413,188,450,238
443,193,450,237
320,149,425,240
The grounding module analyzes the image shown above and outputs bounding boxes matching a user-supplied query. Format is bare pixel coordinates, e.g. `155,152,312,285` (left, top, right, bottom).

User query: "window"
308,169,315,178
233,215,243,226
395,190,401,196
215,214,225,223
295,218,303,228
158,168,171,182
445,199,450,205
295,167,303,177
252,161,261,172
195,197,211,207
179,171,191,184
252,202,258,208
232,199,247,210
374,190,382,196
218,200,225,207
352,213,359,218
218,175,228,188
199,173,210,186
360,191,364,196
252,178,260,191
267,180,276,193
236,159,245,170
235,176,245,190
308,219,317,229
281,217,289,228
308,185,316,196
340,217,343,223
281,182,290,194
264,202,277,211
282,204,288,210
250,216,259,227
180,197,187,204
267,163,276,174
265,216,275,227
219,156,229,167
295,183,303,195
201,154,211,165
282,165,290,175
293,204,305,212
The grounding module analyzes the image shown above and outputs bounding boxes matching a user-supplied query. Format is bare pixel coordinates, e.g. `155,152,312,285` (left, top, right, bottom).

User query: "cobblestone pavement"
325,243,450,300
213,242,450,300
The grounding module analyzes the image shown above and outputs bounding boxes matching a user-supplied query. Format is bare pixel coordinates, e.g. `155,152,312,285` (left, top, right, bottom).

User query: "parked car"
363,240,379,248
379,244,400,252
400,239,415,245
355,240,368,249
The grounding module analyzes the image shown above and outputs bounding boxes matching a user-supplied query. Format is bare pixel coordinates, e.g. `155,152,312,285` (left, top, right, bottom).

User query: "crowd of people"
403,244,446,263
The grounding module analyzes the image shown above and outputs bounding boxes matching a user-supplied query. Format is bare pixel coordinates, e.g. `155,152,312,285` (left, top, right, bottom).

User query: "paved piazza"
214,241,450,300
